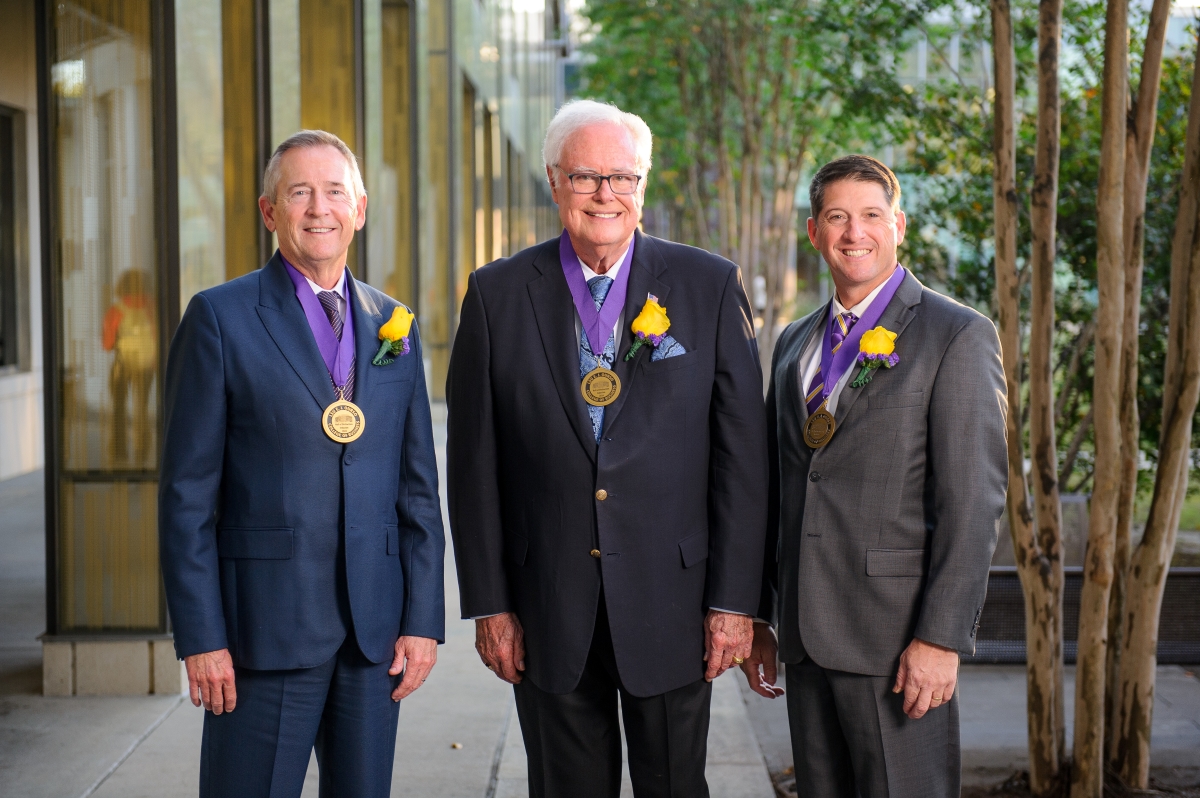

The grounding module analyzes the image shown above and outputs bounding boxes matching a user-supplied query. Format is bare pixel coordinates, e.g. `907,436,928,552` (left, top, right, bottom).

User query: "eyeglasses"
562,172,642,195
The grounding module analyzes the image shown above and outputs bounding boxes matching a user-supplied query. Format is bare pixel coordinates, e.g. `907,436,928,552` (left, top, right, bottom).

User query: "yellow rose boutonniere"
624,294,672,361
849,326,899,388
373,306,415,365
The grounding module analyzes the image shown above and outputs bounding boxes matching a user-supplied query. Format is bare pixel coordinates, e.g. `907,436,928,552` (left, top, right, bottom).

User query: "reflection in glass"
299,0,359,274
176,0,225,302
50,0,162,631
379,0,414,305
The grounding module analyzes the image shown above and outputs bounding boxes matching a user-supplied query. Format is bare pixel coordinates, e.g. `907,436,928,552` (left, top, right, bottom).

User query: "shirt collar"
834,265,899,318
302,268,348,302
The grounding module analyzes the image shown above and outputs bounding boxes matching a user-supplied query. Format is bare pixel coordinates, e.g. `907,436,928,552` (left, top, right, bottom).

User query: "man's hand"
703,610,753,682
739,622,786,698
475,613,525,684
389,636,438,701
185,649,237,714
893,637,960,719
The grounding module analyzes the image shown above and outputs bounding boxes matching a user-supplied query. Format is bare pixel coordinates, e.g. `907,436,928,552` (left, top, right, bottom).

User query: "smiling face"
807,178,906,307
259,144,367,281
547,122,645,271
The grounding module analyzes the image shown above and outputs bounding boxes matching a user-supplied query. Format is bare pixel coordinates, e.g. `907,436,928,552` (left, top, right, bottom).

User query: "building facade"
0,0,567,695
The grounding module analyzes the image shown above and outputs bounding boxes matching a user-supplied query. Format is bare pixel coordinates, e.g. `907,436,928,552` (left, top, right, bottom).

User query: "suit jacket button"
595,489,608,501
344,454,354,465
590,549,601,558
809,472,821,482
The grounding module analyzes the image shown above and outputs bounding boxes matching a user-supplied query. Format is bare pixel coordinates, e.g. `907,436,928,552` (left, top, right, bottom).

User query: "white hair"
542,100,653,183
261,129,366,203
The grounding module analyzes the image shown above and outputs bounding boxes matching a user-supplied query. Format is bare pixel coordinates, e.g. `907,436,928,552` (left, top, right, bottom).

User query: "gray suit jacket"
758,271,1008,676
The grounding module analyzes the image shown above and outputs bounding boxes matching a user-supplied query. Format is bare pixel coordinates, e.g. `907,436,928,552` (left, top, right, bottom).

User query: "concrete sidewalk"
0,410,776,798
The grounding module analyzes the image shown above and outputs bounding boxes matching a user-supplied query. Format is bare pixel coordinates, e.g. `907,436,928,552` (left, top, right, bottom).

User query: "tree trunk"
1113,27,1200,786
1071,0,1127,794
1107,0,1172,768
1029,0,1070,781
992,2,1065,792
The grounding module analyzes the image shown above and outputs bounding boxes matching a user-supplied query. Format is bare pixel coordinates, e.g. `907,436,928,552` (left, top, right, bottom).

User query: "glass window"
49,0,162,632
177,0,225,303
0,109,16,368
299,0,360,274
222,0,263,281
378,0,414,305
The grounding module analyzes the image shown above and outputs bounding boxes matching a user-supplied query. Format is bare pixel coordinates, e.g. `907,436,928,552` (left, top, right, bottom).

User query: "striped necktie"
318,290,355,402
805,311,858,415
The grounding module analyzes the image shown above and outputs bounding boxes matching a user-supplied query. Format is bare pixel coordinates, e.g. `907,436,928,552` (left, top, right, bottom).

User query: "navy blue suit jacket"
160,253,445,671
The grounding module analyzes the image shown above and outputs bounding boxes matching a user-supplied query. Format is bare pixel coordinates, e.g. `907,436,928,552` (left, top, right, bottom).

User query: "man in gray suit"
742,155,1007,797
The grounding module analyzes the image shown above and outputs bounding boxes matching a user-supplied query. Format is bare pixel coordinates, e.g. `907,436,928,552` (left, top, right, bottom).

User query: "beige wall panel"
74,640,150,695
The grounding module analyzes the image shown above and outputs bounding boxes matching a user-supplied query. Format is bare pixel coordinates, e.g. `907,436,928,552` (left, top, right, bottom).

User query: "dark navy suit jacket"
160,253,445,671
446,232,768,698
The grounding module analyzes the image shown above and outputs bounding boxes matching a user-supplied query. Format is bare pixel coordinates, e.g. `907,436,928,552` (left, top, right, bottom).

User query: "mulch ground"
959,771,1200,798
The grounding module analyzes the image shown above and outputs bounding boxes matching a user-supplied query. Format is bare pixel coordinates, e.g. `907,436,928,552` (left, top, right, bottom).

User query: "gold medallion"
803,406,836,448
323,400,365,443
581,367,621,407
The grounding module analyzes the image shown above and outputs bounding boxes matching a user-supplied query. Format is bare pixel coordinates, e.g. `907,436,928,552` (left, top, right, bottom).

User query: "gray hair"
261,129,366,203
542,99,653,184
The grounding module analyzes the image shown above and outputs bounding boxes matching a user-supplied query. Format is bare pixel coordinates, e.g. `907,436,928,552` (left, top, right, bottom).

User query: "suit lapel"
601,231,668,436
528,241,598,461
256,253,336,410
789,303,830,423
347,273,385,415
833,270,923,425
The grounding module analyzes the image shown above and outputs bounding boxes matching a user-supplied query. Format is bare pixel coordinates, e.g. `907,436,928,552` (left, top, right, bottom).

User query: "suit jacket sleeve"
446,271,509,618
757,351,782,625
159,293,229,659
914,314,1008,654
397,322,448,641
704,265,770,615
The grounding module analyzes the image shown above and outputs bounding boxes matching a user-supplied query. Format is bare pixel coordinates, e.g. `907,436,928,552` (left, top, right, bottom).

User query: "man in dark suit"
159,130,445,798
741,155,1007,797
446,99,768,798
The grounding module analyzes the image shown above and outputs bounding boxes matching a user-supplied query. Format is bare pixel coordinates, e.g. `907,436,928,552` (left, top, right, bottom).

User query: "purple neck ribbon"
559,231,634,356
815,265,906,408
283,258,356,392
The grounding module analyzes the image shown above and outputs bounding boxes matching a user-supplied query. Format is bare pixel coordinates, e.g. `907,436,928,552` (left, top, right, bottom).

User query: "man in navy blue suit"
159,129,445,798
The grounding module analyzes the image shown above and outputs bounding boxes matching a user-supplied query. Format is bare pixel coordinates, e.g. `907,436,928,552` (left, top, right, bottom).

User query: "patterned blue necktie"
318,290,355,402
579,276,615,442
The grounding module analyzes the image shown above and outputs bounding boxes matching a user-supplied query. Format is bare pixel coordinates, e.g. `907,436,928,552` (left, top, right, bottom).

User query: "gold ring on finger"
732,656,745,665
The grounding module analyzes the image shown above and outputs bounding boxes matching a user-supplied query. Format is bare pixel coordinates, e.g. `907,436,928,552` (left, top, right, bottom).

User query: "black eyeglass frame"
561,171,643,195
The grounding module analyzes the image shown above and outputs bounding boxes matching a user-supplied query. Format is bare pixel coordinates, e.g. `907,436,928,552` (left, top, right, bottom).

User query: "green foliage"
896,0,1197,493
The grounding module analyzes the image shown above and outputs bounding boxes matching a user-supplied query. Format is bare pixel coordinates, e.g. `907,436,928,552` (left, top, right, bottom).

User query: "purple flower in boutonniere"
623,294,671,361
849,326,899,388
372,306,414,365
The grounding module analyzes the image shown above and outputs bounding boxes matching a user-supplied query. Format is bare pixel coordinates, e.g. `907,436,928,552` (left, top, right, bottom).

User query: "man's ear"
355,192,368,231
806,217,818,250
259,196,277,232
894,209,907,246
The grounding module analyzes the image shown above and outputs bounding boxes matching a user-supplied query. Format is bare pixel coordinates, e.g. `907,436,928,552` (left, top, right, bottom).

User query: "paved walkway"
1,409,1197,796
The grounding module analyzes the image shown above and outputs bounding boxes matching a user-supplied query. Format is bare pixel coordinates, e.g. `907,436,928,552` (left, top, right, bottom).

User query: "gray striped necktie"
317,290,355,402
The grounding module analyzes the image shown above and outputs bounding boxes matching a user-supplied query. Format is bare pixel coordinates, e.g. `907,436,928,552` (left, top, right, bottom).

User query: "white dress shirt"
798,271,897,416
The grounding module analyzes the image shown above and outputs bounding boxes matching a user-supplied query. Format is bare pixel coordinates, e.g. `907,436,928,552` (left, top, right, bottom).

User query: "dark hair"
808,155,901,219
